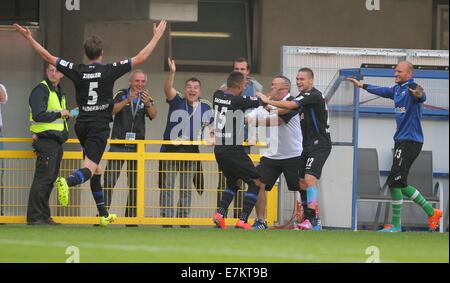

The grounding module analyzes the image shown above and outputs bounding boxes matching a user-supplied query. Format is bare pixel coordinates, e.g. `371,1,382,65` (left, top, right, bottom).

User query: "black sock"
240,192,258,222
305,208,317,222
300,190,308,215
240,181,259,222
67,168,92,186
218,187,238,216
90,174,108,217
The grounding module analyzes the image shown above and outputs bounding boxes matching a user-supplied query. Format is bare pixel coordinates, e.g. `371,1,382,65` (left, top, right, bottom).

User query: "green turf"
0,225,447,263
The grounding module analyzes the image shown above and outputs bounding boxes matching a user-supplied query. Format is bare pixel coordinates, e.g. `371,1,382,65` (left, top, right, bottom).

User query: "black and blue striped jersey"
294,87,332,148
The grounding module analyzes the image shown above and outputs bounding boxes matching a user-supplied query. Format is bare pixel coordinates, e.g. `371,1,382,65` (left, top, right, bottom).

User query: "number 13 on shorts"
394,149,402,159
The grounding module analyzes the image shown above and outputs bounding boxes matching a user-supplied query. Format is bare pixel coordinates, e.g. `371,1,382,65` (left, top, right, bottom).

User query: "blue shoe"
252,219,269,230
312,217,322,231
378,224,402,233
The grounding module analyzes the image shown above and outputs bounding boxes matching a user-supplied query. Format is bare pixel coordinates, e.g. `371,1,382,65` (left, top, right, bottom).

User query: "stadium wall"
1,0,437,147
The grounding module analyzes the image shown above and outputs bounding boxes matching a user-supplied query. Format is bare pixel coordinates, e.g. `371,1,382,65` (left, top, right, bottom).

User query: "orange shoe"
213,212,226,229
235,220,252,230
428,208,443,231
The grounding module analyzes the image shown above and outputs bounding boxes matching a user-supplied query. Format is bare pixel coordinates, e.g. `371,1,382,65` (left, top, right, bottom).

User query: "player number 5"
88,82,98,105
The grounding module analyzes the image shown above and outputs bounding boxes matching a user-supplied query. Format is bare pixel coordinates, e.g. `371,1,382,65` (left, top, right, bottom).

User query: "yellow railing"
0,138,278,226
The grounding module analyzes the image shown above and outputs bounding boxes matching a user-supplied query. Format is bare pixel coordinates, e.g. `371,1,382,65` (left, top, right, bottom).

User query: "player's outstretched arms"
257,93,298,110
131,20,167,67
270,100,298,110
409,84,425,100
346,77,364,88
347,77,394,98
13,24,58,66
256,92,270,104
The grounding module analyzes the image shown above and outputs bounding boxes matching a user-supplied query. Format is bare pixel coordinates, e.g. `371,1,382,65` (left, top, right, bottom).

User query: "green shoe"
378,224,402,233
55,177,69,207
99,214,117,227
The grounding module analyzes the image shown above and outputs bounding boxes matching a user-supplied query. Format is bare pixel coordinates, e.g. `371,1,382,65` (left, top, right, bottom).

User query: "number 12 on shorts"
306,157,314,169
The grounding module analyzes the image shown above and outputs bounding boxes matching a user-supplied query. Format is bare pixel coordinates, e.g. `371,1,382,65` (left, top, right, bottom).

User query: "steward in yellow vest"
27,65,71,225
29,79,68,144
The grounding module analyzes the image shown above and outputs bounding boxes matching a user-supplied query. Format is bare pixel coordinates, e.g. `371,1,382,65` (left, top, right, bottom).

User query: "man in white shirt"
246,76,303,229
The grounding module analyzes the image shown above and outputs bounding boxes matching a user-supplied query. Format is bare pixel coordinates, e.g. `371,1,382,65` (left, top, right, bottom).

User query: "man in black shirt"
104,69,156,220
14,20,167,226
27,64,70,225
213,72,264,230
258,68,332,231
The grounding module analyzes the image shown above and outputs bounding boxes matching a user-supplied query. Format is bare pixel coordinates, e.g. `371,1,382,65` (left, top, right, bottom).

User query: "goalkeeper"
347,61,443,232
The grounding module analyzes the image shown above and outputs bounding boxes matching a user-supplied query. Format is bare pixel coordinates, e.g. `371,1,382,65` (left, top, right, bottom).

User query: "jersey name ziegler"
83,73,102,79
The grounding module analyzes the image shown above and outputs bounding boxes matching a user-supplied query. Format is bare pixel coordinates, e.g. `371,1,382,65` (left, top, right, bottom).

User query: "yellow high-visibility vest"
29,80,67,134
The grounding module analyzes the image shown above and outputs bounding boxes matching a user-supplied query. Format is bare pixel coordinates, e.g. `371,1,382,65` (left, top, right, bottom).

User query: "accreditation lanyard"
180,100,199,140
128,90,141,132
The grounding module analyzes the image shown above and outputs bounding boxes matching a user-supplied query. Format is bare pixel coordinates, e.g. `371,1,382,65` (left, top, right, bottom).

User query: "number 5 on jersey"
88,82,98,105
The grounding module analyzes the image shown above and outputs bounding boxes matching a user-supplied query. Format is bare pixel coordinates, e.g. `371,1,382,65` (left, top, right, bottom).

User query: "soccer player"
246,76,303,229
347,61,443,232
217,58,263,219
258,68,332,231
213,72,264,230
14,20,167,226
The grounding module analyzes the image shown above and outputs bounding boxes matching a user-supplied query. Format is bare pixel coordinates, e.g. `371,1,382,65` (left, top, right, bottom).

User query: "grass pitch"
0,225,447,263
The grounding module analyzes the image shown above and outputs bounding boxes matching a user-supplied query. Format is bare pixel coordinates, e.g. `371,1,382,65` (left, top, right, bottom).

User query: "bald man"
347,61,443,233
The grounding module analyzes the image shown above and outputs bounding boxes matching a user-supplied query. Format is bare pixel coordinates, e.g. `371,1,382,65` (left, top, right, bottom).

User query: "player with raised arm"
14,20,167,227
347,61,443,232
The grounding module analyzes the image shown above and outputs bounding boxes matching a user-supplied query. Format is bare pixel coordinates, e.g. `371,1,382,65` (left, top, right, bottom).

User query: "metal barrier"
0,138,277,226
